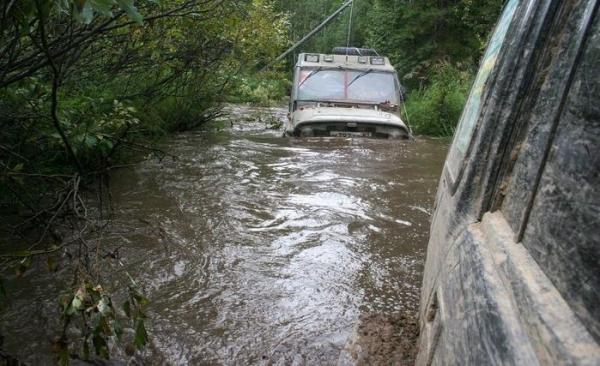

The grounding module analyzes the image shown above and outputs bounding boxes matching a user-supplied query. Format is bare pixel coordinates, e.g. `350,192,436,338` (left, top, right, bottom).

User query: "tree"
0,1,289,363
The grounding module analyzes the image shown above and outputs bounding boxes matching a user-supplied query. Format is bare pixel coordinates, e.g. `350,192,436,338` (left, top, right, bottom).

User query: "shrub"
228,71,290,106
403,64,473,137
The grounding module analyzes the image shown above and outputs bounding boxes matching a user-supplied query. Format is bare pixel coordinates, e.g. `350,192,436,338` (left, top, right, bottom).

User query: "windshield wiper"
299,67,323,87
347,69,373,86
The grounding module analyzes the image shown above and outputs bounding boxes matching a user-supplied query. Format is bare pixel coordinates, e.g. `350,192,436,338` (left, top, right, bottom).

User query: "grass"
403,64,473,137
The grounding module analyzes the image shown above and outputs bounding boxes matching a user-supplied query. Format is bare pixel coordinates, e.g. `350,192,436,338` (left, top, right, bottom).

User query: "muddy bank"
338,313,419,366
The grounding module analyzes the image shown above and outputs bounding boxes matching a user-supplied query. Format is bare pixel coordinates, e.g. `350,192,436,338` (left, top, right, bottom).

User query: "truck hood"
292,106,408,130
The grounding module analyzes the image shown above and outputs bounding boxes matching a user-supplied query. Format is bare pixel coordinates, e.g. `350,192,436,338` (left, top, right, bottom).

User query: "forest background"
241,0,505,136
0,0,503,363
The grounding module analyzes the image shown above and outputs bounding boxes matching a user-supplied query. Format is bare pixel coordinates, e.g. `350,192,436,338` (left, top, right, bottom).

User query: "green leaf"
133,318,148,349
92,332,109,359
71,296,84,312
89,0,115,17
83,337,91,360
97,296,111,316
122,300,131,317
59,294,72,312
113,318,123,341
95,316,111,336
12,175,24,185
103,139,114,151
56,0,71,13
58,344,70,366
73,0,86,12
116,0,143,24
47,256,58,272
132,292,149,308
84,135,97,148
77,2,95,24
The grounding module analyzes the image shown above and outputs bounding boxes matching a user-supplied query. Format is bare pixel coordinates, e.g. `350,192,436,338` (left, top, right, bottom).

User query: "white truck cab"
286,48,410,139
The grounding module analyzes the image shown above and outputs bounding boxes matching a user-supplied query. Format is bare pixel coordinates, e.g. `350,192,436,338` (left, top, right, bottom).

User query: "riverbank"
338,313,419,365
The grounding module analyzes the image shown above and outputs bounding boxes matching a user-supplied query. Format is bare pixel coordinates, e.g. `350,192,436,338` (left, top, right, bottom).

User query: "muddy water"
2,106,448,364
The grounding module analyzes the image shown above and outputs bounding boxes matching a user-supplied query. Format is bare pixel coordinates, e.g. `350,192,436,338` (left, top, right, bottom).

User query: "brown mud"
338,312,419,365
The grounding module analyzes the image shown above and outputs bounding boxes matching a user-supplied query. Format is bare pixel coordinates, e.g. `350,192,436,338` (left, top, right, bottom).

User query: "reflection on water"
0,106,447,364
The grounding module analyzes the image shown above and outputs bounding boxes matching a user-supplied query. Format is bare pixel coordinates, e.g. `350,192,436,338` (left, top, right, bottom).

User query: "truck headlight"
370,56,385,65
305,54,320,62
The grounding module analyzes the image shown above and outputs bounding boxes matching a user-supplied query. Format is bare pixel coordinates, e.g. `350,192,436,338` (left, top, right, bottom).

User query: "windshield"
296,68,399,105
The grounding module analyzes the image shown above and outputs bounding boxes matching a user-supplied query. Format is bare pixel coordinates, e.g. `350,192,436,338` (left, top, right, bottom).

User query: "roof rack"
330,47,379,56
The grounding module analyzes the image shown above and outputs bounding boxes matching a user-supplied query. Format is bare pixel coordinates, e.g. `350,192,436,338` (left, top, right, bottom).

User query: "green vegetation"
211,0,504,132
228,71,290,106
403,64,473,136
0,0,288,363
271,0,504,135
364,0,503,135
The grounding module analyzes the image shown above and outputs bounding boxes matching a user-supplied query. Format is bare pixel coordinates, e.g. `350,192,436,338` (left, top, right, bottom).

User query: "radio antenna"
263,0,354,70
345,0,355,60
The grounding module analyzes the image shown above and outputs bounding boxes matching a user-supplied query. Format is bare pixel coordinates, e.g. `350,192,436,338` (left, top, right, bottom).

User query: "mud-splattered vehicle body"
286,49,410,139
417,0,600,364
